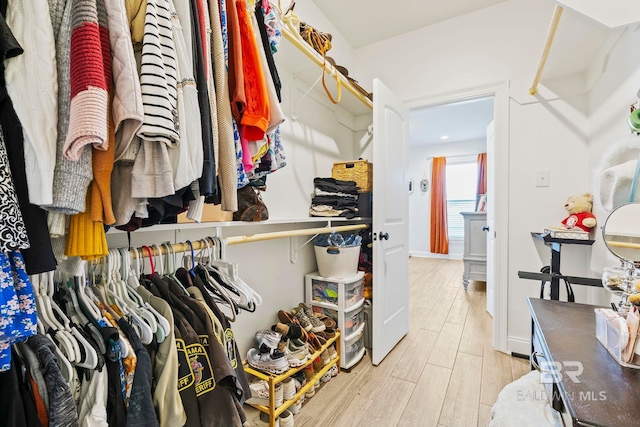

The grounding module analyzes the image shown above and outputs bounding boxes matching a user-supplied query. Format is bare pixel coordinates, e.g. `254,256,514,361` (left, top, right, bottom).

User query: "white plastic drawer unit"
342,329,365,369
305,271,365,312
311,303,366,341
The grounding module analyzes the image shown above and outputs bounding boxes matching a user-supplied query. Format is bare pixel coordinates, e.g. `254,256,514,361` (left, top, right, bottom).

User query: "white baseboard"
409,251,463,260
508,336,531,357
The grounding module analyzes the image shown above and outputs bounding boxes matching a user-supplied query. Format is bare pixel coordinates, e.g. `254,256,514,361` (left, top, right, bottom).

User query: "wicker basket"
331,159,372,192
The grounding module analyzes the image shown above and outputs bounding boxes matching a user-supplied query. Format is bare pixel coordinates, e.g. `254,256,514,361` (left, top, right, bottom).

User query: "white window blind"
445,162,478,240
448,199,476,239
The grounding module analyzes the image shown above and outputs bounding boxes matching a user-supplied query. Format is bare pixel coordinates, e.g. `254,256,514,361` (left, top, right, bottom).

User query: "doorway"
407,82,510,353
407,97,493,259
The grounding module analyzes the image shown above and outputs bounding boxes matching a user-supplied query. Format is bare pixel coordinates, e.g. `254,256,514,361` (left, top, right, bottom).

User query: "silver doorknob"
482,226,490,232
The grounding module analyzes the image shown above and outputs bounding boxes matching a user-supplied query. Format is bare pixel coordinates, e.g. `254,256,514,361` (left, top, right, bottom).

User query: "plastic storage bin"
306,271,365,311
343,329,365,369
314,245,361,279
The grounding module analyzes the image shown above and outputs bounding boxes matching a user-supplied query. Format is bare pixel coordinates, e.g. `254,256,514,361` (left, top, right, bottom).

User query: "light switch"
536,170,550,187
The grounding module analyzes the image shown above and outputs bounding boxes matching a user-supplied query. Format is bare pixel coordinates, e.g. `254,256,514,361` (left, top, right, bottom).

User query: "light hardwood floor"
246,257,530,427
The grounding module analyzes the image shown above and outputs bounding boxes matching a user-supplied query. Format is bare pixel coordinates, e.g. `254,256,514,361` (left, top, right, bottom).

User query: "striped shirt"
137,0,179,146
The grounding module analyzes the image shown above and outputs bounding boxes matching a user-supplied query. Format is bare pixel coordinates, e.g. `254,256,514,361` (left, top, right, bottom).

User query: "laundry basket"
314,245,360,279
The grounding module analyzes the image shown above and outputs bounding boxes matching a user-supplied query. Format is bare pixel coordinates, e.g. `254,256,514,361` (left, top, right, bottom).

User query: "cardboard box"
177,204,233,223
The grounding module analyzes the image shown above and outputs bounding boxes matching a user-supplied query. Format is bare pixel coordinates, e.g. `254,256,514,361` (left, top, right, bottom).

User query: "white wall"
409,140,487,258
350,0,604,354
587,26,640,273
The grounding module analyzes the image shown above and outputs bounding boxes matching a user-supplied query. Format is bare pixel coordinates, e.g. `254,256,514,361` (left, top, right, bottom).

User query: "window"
446,162,477,239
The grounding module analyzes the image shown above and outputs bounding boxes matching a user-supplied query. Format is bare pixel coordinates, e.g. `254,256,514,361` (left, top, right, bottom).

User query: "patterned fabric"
272,127,286,169
263,0,281,54
0,251,38,371
0,130,29,252
27,334,79,427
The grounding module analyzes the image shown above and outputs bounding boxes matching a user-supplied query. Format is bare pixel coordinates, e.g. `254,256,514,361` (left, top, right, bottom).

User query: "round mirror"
603,203,640,263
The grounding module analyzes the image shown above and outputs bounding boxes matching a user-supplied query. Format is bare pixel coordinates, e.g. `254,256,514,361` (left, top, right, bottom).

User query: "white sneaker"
305,383,316,398
290,397,304,415
283,339,310,368
282,377,296,401
247,348,290,375
279,409,295,427
320,371,332,383
256,329,282,350
247,380,284,408
329,365,338,377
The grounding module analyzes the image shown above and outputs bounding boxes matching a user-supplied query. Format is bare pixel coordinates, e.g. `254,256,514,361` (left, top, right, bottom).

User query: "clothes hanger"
114,249,154,345
36,272,79,363
209,236,262,307
47,271,98,369
44,333,74,383
163,241,188,295
132,246,169,342
89,282,133,359
63,275,107,356
193,244,238,322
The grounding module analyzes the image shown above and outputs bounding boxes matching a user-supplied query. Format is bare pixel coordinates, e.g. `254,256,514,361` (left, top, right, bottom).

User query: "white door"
372,79,409,365
486,121,495,317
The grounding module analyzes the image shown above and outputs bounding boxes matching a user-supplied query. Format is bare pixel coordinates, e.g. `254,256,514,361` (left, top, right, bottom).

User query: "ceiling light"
440,135,449,140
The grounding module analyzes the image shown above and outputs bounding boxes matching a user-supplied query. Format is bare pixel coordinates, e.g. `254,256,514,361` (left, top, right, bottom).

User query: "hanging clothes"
0,5,57,275
48,0,94,217
4,0,58,207
209,0,239,211
63,0,110,162
106,0,144,163
168,0,204,191
135,286,187,427
26,335,79,427
236,0,270,141
189,0,218,200
0,252,37,372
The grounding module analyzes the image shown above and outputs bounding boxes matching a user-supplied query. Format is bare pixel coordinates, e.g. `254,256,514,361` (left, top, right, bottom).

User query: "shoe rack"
243,331,341,427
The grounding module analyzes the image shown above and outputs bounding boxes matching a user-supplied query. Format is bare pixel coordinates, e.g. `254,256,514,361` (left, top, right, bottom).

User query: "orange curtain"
430,157,449,254
477,152,487,197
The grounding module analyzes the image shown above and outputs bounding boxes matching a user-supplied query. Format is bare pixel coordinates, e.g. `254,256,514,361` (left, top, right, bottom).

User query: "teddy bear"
561,193,597,232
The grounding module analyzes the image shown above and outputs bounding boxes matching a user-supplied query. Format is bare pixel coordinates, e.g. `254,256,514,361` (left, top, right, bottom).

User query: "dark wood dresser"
528,298,640,426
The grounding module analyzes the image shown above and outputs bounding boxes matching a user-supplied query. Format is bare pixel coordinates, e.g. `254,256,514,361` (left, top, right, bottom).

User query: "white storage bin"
314,245,361,279
342,329,365,369
305,271,365,311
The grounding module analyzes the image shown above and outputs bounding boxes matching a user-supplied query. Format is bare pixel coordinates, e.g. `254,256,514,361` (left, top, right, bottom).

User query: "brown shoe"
312,356,324,373
315,313,336,330
323,328,336,339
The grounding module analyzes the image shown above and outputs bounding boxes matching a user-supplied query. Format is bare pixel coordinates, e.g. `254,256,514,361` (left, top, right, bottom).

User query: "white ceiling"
409,97,494,146
311,0,508,48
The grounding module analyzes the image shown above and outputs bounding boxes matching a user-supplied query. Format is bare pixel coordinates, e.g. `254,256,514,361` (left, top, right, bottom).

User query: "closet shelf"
277,25,373,116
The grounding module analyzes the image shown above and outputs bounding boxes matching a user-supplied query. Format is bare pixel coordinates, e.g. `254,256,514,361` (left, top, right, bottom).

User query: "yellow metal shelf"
243,330,342,427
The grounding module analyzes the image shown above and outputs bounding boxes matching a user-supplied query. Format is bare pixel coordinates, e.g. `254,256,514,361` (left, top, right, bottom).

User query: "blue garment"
0,251,37,372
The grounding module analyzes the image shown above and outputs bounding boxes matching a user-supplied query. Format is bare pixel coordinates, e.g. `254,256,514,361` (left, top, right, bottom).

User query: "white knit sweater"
4,0,58,207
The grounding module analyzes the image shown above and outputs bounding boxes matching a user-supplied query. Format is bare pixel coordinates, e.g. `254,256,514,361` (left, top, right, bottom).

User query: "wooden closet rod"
529,5,563,95
129,224,369,258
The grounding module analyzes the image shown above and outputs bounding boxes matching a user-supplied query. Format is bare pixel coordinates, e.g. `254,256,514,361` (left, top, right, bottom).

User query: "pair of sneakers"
291,303,326,333
278,338,311,368
248,330,290,374
248,380,283,407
